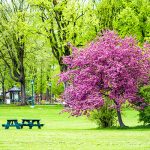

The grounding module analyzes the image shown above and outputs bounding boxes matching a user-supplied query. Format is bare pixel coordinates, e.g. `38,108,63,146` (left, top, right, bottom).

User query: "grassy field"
0,105,149,150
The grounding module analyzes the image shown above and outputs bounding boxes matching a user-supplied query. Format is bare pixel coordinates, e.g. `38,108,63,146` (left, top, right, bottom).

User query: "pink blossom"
60,30,150,116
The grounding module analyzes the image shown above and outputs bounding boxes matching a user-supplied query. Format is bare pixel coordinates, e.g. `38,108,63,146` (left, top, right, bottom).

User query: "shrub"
139,106,150,125
90,98,117,128
138,85,150,125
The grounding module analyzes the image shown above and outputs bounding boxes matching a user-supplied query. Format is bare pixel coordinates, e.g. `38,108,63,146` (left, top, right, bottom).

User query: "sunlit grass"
0,105,149,150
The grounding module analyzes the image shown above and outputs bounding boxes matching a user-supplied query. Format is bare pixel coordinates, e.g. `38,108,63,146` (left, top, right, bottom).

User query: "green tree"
0,0,32,104
29,0,94,72
92,0,124,33
113,0,150,42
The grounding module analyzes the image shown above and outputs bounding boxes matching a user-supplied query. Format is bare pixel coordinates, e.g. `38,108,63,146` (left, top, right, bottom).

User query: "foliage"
60,30,150,117
113,7,140,39
113,0,150,42
138,85,150,125
28,0,84,71
139,85,150,104
93,0,124,31
90,97,116,128
92,0,150,43
139,106,150,125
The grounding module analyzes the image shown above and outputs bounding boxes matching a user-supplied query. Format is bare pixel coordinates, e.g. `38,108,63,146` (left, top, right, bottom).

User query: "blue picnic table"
20,119,44,129
2,119,44,129
2,119,20,129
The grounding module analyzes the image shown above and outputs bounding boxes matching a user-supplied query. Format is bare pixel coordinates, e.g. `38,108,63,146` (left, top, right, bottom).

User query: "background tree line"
0,0,149,104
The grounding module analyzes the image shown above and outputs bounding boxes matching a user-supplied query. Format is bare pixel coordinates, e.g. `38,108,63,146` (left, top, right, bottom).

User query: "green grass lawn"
0,105,149,150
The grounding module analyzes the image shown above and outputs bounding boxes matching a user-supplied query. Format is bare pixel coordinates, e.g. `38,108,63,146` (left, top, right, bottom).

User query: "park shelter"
8,86,21,103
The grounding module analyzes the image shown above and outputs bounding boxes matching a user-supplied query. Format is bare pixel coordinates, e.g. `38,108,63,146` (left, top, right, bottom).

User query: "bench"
2,119,20,129
20,119,44,129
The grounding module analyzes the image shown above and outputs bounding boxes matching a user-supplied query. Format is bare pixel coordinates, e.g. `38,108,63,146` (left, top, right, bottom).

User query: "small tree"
60,31,150,127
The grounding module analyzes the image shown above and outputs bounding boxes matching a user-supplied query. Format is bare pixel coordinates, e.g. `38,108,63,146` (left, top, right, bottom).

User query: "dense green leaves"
138,85,150,125
113,0,150,42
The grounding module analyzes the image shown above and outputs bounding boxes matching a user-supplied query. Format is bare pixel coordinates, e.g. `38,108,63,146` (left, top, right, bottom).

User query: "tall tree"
29,0,90,72
0,0,30,104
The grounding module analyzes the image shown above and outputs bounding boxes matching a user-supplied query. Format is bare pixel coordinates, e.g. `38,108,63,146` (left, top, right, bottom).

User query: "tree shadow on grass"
85,124,150,131
52,125,150,131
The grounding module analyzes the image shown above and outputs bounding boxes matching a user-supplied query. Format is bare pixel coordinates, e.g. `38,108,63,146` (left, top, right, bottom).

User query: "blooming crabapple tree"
60,31,150,127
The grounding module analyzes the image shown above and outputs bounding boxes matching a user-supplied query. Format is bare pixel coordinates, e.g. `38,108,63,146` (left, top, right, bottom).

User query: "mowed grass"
0,105,149,150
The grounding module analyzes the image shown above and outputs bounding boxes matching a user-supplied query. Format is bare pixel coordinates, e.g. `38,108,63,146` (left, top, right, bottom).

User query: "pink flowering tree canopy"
60,31,150,126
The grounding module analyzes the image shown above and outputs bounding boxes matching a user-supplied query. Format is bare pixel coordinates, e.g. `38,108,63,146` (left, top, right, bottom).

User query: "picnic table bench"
20,119,44,129
2,119,20,129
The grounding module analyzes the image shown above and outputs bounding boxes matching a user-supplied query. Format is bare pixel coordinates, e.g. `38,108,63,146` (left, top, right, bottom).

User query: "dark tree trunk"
2,81,5,103
59,63,67,73
59,62,69,90
116,109,126,127
20,78,26,105
113,100,126,127
19,45,26,105
46,88,50,103
0,65,7,103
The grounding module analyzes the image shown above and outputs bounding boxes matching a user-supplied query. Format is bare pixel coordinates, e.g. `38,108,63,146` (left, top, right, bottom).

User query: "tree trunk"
19,41,26,105
113,100,126,127
20,81,26,104
46,88,50,103
116,109,126,127
2,81,5,103
59,59,68,73
40,63,43,101
20,78,26,105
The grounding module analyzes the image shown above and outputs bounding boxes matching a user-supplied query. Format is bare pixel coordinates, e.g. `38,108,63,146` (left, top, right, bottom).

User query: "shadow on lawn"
87,125,150,131
53,125,150,131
